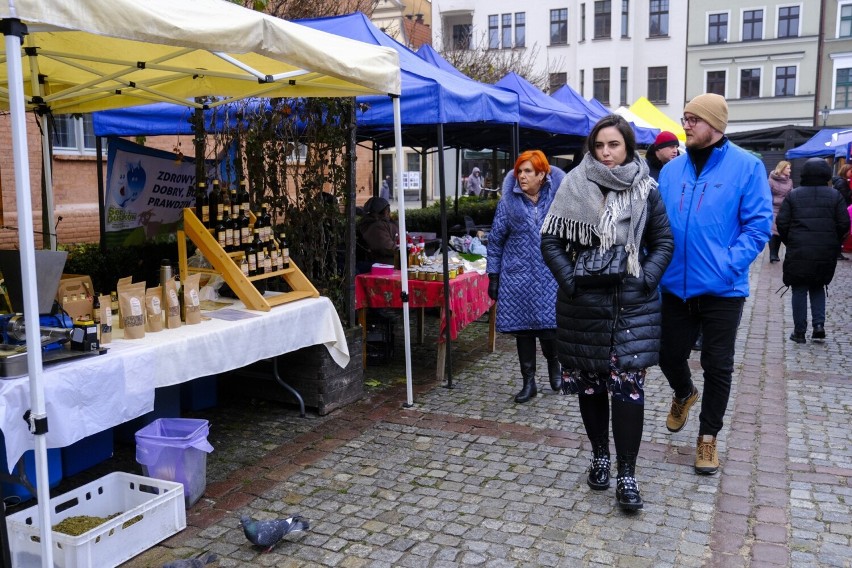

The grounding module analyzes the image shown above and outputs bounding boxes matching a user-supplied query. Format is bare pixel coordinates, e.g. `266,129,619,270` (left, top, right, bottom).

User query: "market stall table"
355,270,495,380
0,296,348,471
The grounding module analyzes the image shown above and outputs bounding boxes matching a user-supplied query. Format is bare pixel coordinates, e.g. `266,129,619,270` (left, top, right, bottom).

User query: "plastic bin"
6,471,186,568
61,428,114,477
135,418,213,508
0,431,62,503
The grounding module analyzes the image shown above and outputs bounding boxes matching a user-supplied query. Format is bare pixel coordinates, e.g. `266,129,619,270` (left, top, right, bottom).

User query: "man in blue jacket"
656,93,772,475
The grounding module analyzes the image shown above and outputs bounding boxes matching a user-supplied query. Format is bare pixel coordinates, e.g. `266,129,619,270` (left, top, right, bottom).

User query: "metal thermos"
159,259,173,286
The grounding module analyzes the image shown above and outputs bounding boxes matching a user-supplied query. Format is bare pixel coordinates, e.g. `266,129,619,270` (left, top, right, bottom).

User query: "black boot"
615,455,643,511
769,235,781,262
514,336,537,403
587,442,611,490
539,336,563,392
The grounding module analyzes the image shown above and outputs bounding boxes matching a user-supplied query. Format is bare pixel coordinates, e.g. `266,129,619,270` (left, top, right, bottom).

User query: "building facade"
820,0,852,127
685,1,821,132
431,1,688,123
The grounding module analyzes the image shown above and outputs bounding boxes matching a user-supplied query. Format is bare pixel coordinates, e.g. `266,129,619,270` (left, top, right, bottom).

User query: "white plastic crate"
6,472,186,568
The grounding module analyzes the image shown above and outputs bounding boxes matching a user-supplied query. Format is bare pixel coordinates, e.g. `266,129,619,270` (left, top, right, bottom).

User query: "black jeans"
659,293,745,437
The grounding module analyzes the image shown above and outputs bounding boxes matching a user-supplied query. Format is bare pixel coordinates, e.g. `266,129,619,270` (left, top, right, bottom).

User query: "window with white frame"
488,15,499,49
840,3,852,37
777,6,799,38
774,65,796,96
742,9,763,41
708,12,728,43
706,70,726,96
551,8,568,45
550,73,568,93
740,68,761,98
594,1,612,38
52,114,97,155
836,68,852,109
648,66,667,103
502,13,512,48
593,67,610,105
649,0,669,37
515,13,526,47
452,24,471,50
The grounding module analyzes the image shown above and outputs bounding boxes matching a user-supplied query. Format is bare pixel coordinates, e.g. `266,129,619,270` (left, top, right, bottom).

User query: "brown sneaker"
666,386,699,432
695,434,719,474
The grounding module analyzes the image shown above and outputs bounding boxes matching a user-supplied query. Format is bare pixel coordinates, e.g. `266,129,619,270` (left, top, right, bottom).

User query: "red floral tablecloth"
355,270,493,341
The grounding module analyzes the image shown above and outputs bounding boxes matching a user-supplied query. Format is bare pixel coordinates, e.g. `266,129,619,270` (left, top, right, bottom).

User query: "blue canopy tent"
550,85,658,145
785,128,846,159
414,44,470,80
493,72,589,151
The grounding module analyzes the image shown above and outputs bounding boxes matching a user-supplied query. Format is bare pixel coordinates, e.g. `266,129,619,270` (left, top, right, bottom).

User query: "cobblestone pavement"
24,251,852,567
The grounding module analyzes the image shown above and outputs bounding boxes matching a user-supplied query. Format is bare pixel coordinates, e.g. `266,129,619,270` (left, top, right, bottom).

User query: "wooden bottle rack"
177,208,318,311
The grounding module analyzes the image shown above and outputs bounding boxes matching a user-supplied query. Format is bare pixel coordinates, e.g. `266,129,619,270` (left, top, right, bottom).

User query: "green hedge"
394,196,498,233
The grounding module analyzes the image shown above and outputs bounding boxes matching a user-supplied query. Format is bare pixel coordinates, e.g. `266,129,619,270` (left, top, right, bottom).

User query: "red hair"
514,150,550,178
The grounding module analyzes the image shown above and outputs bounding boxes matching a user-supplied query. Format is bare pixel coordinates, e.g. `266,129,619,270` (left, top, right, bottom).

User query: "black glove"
487,273,499,301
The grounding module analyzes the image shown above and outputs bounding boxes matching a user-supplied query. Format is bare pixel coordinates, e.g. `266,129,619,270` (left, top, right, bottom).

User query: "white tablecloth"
0,296,348,470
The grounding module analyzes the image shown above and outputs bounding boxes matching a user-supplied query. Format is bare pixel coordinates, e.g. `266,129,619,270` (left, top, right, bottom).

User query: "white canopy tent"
0,1,405,565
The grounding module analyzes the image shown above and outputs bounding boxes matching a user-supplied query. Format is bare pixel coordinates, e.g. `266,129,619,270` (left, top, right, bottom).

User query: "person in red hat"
646,131,680,181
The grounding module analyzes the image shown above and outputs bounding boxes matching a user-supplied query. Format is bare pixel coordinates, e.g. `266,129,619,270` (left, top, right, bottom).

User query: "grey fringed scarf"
541,152,655,277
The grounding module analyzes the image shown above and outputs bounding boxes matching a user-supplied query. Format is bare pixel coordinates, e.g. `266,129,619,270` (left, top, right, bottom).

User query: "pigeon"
239,514,310,552
162,551,218,568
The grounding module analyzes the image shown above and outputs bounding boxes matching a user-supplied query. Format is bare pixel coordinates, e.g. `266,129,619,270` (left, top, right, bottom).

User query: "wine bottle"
230,194,241,248
210,179,222,220
220,182,231,219
279,232,290,269
246,229,258,277
237,178,251,216
254,204,267,244
92,294,101,341
262,244,272,274
240,255,249,277
222,209,234,252
194,182,209,227
215,214,226,249
238,205,250,248
259,202,272,243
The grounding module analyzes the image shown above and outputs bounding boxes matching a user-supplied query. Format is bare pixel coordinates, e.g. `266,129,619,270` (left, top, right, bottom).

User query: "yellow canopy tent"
629,97,686,141
0,1,402,565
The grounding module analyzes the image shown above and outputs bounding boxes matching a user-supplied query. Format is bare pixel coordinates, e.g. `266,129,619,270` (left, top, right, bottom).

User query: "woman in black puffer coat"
541,115,673,512
776,158,851,344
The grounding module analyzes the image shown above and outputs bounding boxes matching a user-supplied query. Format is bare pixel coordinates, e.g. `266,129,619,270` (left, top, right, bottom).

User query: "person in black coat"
776,158,851,344
541,115,673,511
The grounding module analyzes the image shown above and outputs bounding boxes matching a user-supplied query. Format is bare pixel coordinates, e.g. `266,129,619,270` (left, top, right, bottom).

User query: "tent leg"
436,124,453,388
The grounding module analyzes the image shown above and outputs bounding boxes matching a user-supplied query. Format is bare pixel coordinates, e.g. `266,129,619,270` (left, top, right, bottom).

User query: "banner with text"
104,138,210,247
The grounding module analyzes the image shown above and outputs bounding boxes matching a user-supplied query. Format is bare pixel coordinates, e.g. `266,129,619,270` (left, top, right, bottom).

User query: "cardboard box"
56,274,94,321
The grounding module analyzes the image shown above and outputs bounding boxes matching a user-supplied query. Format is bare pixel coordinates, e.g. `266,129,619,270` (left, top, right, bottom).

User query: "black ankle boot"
587,443,611,490
514,336,537,403
615,455,643,510
539,337,563,392
514,377,537,403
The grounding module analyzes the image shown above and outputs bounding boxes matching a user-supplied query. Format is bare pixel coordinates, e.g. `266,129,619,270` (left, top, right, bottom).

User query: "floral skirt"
561,349,645,404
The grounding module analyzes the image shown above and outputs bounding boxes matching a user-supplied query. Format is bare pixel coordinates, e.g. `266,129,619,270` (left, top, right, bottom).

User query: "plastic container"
61,428,114,478
135,418,213,508
6,471,186,568
0,430,62,503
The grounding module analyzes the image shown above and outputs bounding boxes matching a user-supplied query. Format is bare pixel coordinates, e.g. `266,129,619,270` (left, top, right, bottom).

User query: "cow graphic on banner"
105,138,212,247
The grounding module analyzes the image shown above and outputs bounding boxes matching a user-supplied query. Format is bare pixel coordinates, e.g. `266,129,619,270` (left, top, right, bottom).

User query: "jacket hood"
800,158,831,186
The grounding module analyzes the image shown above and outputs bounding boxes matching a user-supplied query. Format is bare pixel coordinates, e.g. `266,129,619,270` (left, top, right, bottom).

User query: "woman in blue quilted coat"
487,150,565,404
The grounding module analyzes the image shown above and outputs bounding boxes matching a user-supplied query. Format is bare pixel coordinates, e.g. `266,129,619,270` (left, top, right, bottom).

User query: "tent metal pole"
25,43,56,250
392,97,414,407
3,20,56,568
437,124,453,387
96,137,107,252
454,147,460,218
345,101,357,329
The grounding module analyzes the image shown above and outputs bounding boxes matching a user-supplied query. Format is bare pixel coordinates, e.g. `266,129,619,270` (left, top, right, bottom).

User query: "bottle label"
201,205,209,222
248,256,257,272
226,229,234,247
218,232,226,247
241,261,249,276
241,227,250,241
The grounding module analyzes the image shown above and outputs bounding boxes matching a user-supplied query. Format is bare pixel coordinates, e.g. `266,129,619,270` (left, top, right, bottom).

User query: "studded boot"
587,442,611,490
615,454,643,511
514,335,538,403
539,337,563,392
